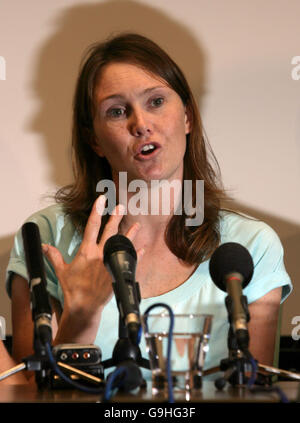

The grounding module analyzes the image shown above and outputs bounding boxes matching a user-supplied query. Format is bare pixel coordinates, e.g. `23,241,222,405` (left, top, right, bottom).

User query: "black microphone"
22,222,52,345
209,242,254,351
103,234,141,346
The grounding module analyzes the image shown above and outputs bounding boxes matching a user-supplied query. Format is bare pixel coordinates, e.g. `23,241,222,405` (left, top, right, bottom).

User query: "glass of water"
142,312,213,394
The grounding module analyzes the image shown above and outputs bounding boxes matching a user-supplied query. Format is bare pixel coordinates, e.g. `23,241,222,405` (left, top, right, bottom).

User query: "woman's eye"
106,107,126,118
151,97,164,107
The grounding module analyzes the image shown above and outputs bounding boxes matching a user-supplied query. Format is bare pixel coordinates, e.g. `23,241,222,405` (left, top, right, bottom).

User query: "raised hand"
42,195,142,343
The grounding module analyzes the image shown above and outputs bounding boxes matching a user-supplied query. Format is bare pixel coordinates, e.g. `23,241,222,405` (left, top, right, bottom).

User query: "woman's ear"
89,136,105,158
184,105,192,135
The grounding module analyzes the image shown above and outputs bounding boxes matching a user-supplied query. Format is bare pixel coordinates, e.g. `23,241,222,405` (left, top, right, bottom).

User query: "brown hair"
55,32,228,264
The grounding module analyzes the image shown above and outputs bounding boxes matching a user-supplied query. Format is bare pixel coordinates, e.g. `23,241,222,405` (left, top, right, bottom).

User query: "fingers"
99,203,126,246
82,196,143,259
42,244,65,272
125,222,141,242
82,195,106,245
136,247,145,261
126,223,144,261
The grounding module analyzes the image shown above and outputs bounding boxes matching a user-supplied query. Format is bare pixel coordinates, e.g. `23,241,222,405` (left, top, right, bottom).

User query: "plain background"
0,0,299,337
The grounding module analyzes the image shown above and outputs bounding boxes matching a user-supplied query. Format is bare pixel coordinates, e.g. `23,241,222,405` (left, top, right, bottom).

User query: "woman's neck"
114,172,183,233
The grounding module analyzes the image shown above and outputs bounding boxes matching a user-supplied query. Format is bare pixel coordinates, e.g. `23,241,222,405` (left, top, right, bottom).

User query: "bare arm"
1,275,60,384
11,196,141,348
4,196,142,384
0,274,38,384
43,197,142,345
11,274,34,365
248,286,282,365
0,338,28,384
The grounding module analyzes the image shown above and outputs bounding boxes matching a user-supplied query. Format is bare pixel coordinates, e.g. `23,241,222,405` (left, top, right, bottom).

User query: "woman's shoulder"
218,209,292,303
218,209,284,262
219,209,279,240
24,203,69,223
21,203,78,244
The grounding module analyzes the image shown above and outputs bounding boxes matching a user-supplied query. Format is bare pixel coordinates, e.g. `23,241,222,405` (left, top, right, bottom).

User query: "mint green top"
6,204,292,379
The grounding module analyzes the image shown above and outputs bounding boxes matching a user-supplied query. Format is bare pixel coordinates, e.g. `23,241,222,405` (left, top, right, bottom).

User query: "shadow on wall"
1,0,207,336
26,0,207,188
0,0,298,337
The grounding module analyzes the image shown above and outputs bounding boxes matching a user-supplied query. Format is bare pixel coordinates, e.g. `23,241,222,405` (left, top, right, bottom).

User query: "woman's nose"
129,108,152,137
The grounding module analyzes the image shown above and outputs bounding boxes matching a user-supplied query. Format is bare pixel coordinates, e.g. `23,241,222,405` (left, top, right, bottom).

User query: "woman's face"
92,62,191,184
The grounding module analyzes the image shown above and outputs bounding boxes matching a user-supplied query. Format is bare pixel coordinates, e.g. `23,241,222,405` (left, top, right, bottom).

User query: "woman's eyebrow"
99,85,167,103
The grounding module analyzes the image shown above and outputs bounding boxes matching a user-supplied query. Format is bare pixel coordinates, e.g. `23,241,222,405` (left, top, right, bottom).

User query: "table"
0,380,298,403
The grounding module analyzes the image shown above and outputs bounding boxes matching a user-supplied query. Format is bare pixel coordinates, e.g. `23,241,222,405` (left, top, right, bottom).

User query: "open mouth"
135,142,161,160
140,144,157,155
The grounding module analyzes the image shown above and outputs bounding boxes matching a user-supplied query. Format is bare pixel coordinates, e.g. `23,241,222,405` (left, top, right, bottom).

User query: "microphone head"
103,234,137,282
103,234,137,264
209,242,254,292
22,221,45,279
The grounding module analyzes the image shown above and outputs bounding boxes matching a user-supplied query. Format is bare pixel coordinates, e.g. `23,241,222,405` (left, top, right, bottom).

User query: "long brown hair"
55,32,228,264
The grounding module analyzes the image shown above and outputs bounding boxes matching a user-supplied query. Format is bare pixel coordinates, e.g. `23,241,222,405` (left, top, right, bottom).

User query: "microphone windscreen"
209,242,254,291
103,234,137,265
22,222,45,279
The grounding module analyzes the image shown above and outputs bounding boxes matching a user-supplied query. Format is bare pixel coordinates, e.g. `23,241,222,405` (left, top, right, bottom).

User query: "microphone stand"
214,294,253,390
102,315,150,373
101,314,150,389
0,321,51,388
0,221,105,389
214,326,254,390
101,281,150,391
206,294,300,390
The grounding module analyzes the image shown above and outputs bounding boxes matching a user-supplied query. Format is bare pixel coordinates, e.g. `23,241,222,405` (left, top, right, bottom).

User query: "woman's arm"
3,276,62,384
0,338,28,384
11,274,34,365
248,286,282,365
0,274,37,384
42,197,142,345
7,196,142,383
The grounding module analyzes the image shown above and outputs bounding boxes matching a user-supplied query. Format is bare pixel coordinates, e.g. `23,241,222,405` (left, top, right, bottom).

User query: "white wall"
0,0,299,336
